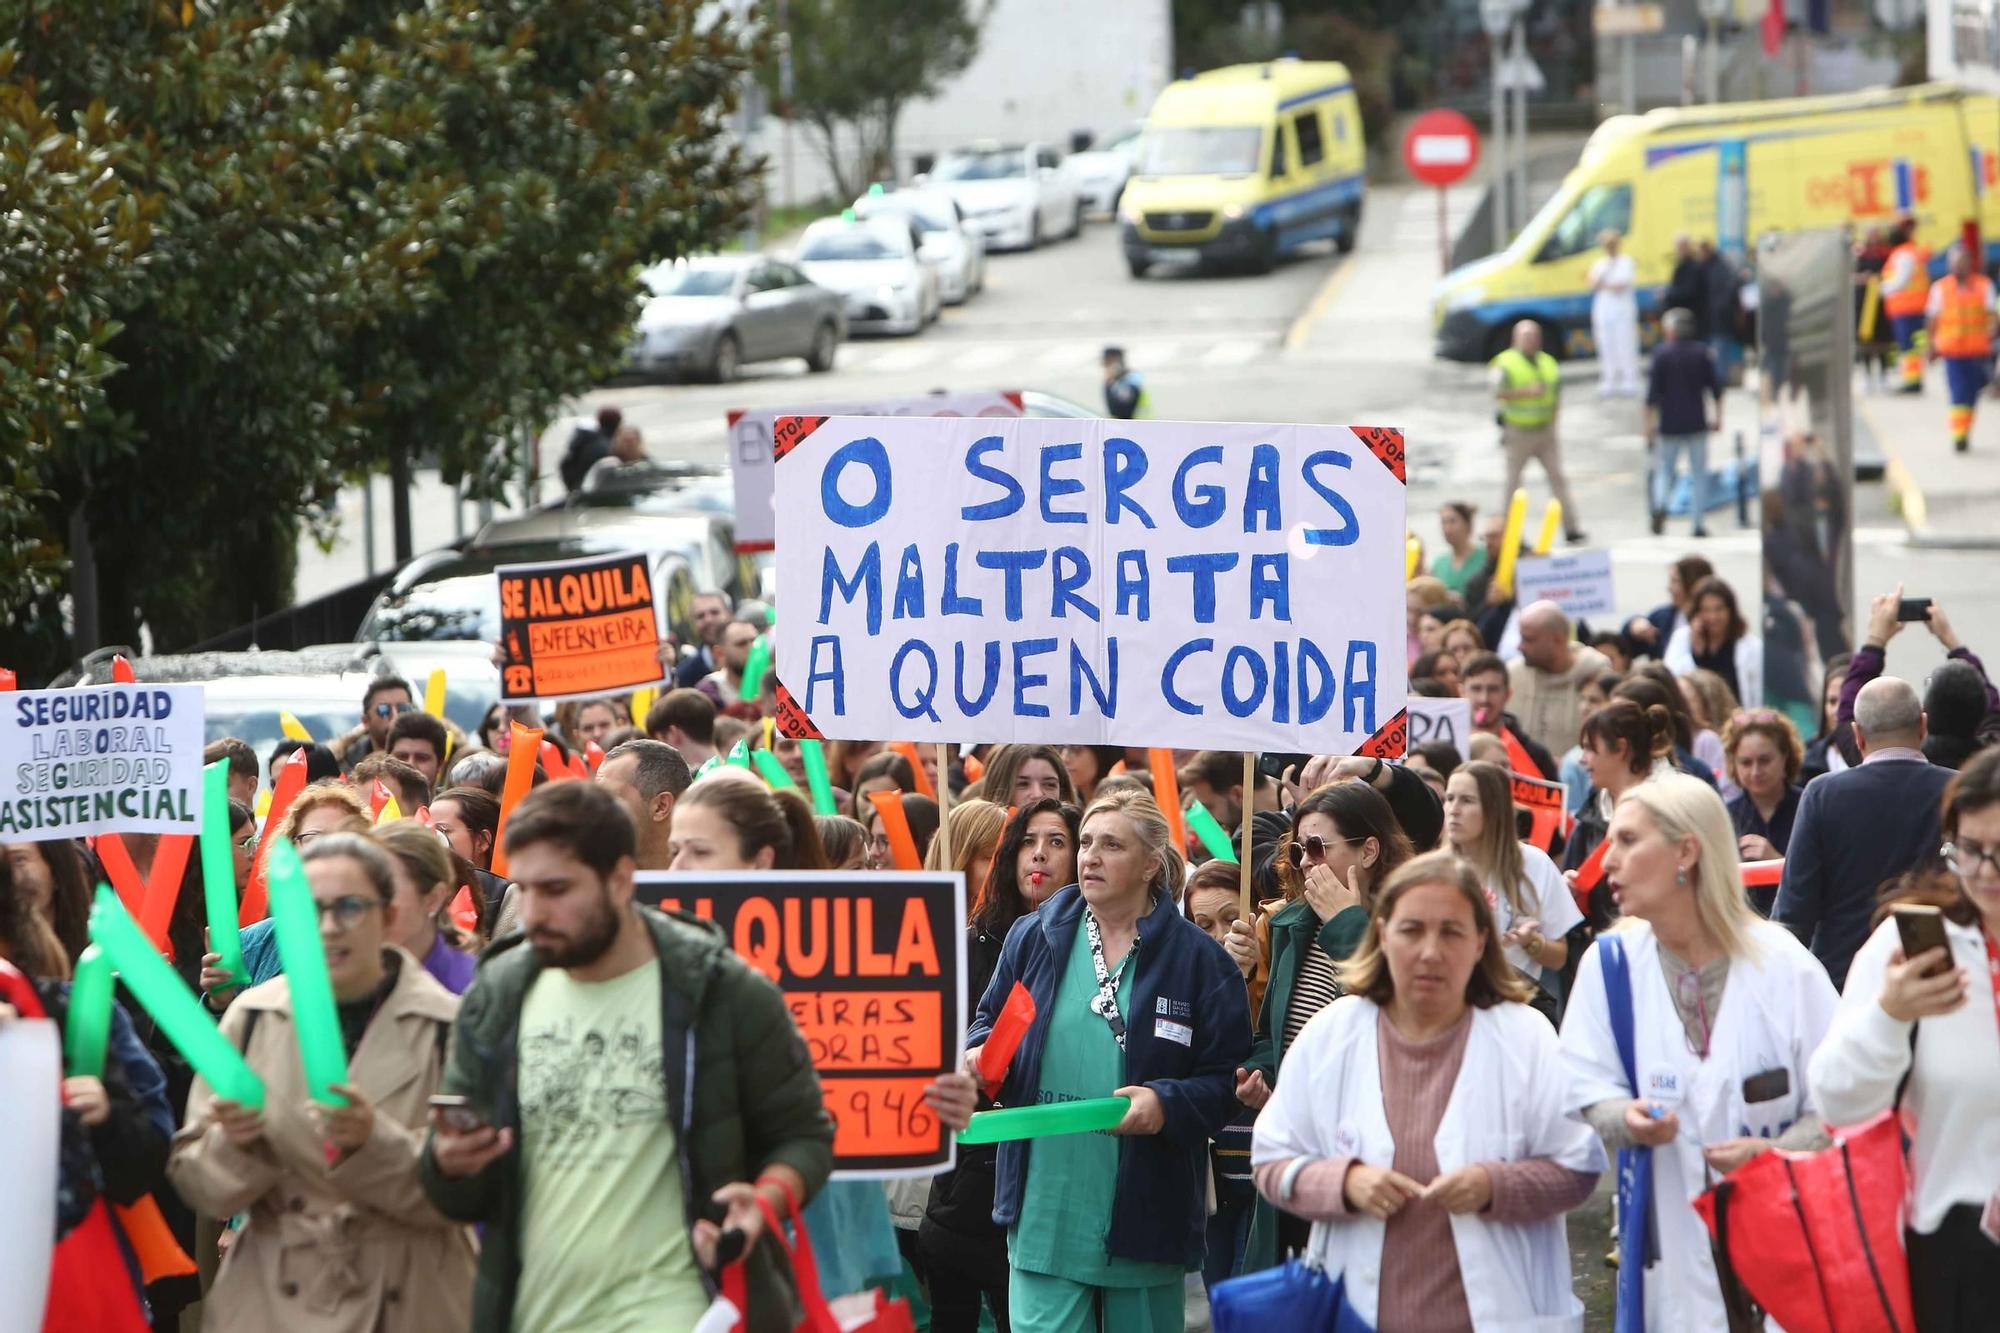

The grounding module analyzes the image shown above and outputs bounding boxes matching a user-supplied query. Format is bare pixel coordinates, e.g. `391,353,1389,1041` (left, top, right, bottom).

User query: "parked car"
55,648,409,774
853,189,986,305
1066,126,1142,216
627,254,844,382
793,217,940,336
925,142,1083,251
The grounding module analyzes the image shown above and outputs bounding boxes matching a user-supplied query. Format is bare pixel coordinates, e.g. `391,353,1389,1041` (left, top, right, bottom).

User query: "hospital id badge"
1644,1070,1685,1110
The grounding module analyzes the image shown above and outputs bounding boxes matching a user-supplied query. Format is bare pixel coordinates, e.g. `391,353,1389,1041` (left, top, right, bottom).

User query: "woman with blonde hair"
368,820,480,994
1560,774,1836,1331
968,788,1247,1330
1442,761,1584,1021
922,799,1010,899
1252,851,1602,1329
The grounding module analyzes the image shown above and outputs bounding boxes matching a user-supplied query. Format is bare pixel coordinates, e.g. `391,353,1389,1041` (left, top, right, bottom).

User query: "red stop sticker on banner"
1403,109,1481,188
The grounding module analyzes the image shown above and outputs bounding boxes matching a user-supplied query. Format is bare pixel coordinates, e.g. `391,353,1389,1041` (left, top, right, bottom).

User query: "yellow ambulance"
1433,82,2000,361
1120,59,1366,278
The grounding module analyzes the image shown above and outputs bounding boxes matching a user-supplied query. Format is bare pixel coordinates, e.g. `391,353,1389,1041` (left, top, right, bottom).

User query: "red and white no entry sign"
1403,109,1481,189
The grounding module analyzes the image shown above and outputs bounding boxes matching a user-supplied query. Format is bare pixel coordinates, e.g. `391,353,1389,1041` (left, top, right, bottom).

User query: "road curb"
1855,395,1930,538
1283,257,1357,351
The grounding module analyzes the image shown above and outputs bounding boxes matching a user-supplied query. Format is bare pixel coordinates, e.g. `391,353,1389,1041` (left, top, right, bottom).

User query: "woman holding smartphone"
1810,747,2000,1330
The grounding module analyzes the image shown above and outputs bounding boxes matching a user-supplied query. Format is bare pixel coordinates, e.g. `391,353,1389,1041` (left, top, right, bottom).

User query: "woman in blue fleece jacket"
966,789,1251,1332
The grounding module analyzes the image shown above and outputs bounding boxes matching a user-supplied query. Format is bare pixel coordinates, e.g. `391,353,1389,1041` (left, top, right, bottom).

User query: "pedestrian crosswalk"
822,330,1278,379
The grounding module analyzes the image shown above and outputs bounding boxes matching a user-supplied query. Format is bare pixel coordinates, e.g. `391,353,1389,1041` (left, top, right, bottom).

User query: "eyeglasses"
372,701,416,719
235,832,258,850
295,829,326,846
315,895,384,928
1942,841,2000,878
1286,833,1365,868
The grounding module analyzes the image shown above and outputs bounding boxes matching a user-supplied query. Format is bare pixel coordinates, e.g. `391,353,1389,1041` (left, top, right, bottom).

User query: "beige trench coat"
169,949,475,1333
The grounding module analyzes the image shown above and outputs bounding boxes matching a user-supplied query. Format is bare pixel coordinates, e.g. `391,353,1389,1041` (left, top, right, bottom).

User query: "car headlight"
1221,203,1246,221
1121,204,1144,225
1445,285,1487,312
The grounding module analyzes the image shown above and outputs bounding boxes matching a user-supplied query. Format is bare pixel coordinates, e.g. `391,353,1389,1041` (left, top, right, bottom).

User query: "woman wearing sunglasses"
1443,761,1585,1024
1231,781,1412,1275
170,833,474,1333
1811,747,2000,1331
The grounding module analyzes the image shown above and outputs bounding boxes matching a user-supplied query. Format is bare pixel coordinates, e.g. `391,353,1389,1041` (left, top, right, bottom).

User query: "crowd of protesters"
6,545,1999,1333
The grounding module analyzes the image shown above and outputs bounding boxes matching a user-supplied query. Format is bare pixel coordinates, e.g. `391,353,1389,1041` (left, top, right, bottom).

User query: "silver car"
794,217,940,336
627,255,845,382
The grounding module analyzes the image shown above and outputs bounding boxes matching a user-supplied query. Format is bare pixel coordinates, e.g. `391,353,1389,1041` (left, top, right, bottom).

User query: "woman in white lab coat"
1561,774,1837,1332
1252,850,1605,1332
1589,229,1641,396
1444,761,1587,1024
1809,748,2000,1332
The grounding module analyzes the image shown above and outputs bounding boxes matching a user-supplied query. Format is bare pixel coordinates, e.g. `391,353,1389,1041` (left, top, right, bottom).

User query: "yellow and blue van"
1120,59,1366,278
1434,82,2000,361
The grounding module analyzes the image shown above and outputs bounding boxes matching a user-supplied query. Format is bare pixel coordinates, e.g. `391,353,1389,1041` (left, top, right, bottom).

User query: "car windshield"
642,265,741,297
798,230,902,261
1136,126,1263,177
933,151,1026,181
861,199,952,233
359,571,501,642
203,701,359,775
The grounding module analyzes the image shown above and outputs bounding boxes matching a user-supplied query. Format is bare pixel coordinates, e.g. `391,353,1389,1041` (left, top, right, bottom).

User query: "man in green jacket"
419,781,834,1333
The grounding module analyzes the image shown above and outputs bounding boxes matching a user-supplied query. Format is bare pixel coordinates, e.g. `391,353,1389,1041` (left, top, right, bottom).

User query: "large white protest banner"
774,416,1410,756
0,684,205,839
1515,548,1616,620
728,391,1025,552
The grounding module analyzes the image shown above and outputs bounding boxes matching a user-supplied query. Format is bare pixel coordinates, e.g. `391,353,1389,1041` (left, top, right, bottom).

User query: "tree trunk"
67,484,99,657
389,438,414,563
806,116,860,201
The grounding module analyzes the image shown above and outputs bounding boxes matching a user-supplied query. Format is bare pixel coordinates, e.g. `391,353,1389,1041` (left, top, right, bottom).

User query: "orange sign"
637,870,967,1176
496,551,663,702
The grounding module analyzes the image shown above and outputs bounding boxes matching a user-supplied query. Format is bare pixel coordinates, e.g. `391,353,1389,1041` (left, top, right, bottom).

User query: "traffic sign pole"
1402,110,1481,274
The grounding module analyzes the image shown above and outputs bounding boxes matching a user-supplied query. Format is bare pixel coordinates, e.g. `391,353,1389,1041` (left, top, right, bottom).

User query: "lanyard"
1985,928,2000,1044
1084,909,1138,1050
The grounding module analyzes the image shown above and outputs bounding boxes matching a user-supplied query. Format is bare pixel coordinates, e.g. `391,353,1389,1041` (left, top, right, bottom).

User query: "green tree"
776,0,985,199
0,0,761,681
0,48,152,673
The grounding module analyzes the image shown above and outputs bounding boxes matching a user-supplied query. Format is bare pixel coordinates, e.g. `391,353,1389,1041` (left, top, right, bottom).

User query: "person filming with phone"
418,781,836,1333
1810,747,2000,1331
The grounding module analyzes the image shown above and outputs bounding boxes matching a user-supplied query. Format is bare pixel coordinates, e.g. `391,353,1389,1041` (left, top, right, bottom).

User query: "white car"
853,189,986,305
1065,126,1142,216
925,142,1082,251
794,216,940,336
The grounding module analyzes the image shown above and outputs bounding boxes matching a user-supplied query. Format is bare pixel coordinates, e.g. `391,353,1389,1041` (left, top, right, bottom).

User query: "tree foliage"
0,0,761,681
776,0,985,199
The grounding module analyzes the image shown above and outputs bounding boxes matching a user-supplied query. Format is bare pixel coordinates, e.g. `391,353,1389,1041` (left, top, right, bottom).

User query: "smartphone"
1741,1067,1791,1105
1892,904,1952,976
1258,751,1314,783
428,1094,488,1134
1897,597,1934,623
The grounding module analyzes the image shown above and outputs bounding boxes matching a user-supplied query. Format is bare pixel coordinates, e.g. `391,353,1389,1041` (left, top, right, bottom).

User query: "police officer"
1491,320,1585,544
1924,244,1996,453
1102,345,1150,419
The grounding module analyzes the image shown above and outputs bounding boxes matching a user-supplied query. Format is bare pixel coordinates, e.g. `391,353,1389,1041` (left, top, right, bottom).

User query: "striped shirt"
1281,941,1344,1060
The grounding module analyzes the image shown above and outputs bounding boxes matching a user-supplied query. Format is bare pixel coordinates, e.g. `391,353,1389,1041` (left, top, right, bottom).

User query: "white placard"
0,684,205,839
728,391,1025,552
775,416,1410,754
1407,696,1473,759
0,1018,59,1332
1514,549,1616,621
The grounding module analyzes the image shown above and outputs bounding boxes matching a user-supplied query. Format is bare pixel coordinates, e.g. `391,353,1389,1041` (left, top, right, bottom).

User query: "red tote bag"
722,1181,915,1333
1693,1110,1916,1333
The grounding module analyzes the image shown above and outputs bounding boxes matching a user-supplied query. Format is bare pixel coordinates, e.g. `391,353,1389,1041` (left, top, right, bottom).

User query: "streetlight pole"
1481,0,1516,249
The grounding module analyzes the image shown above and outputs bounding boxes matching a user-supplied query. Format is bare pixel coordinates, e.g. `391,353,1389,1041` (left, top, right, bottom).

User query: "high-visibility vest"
1882,241,1932,318
1491,348,1560,428
1932,274,1994,358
